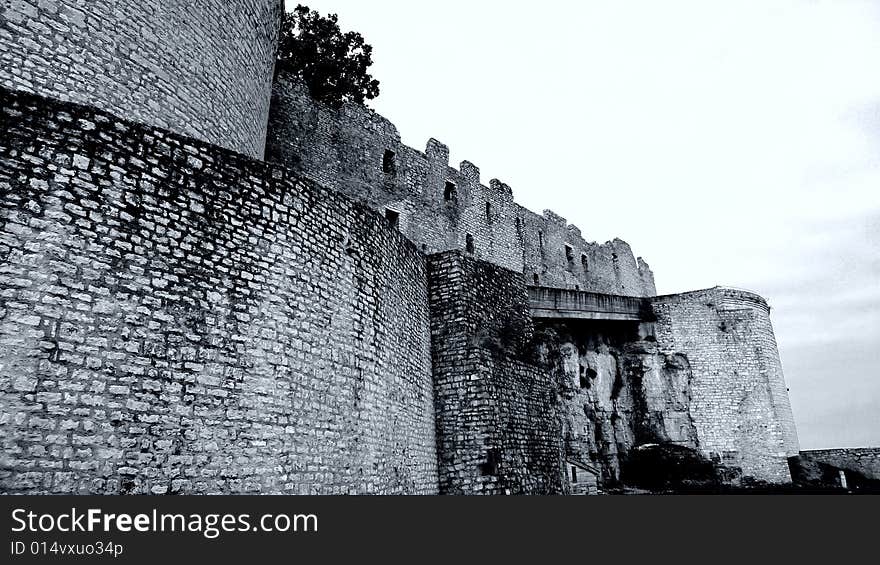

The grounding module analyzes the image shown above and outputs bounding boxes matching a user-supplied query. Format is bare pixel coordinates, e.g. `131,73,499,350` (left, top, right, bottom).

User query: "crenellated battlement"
266,71,656,297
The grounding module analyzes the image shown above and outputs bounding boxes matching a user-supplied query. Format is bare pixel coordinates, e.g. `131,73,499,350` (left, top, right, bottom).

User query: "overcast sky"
288,0,879,450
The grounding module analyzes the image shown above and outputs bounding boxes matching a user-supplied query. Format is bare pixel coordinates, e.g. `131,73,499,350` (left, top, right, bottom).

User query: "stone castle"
0,0,815,494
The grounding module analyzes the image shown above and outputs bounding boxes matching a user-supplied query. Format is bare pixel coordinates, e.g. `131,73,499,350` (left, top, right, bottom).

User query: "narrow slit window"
581,254,588,272
571,465,578,483
382,149,395,174
465,233,474,254
565,244,574,263
533,273,539,285
385,208,399,229
444,181,456,201
485,202,492,220
538,231,544,250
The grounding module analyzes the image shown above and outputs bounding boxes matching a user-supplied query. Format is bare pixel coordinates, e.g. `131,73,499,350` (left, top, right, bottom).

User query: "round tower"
0,0,283,159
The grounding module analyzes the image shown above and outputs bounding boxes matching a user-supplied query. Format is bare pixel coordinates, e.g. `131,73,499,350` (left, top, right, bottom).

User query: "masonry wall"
427,252,564,494
518,210,655,296
650,288,799,483
0,87,438,494
266,74,656,296
798,448,880,481
0,0,282,159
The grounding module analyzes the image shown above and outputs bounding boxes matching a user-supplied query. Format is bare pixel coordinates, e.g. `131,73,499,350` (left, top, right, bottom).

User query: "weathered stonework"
0,0,282,158
0,2,808,494
795,448,880,482
0,88,437,494
266,74,656,297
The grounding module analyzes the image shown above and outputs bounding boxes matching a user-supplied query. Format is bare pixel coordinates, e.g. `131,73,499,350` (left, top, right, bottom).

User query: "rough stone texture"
797,448,880,481
0,2,804,493
266,74,656,296
0,0,282,159
536,320,699,484
0,87,438,494
427,252,564,494
649,287,799,483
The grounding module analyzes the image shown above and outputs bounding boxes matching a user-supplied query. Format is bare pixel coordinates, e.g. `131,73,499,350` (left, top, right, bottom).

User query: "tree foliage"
276,4,380,108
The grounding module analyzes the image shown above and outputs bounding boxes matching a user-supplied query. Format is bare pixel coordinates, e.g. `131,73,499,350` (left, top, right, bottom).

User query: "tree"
276,4,380,108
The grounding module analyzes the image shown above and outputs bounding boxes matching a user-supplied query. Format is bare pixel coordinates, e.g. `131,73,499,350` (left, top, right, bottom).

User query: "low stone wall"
798,448,880,480
266,74,656,296
0,86,438,494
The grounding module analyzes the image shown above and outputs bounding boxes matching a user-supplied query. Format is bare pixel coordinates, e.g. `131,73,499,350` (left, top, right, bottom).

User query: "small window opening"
538,231,544,250
571,465,578,483
480,449,501,476
565,244,574,264
485,202,492,220
444,181,456,202
465,233,474,254
575,285,580,291
533,273,539,285
382,149,395,174
612,252,619,261
581,254,588,272
384,208,399,229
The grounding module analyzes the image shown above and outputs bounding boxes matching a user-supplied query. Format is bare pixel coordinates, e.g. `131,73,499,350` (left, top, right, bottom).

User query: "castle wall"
0,0,282,159
650,288,799,483
427,252,564,494
0,87,438,494
518,209,656,296
797,448,880,481
266,74,656,296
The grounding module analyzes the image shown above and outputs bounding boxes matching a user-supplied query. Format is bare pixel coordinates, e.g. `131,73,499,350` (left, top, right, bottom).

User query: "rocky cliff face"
536,321,699,484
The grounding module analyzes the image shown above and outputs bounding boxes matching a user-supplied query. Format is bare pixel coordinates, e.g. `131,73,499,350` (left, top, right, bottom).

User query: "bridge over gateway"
527,286,652,322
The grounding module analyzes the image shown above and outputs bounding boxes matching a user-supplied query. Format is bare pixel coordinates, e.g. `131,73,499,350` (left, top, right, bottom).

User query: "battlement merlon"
488,178,514,200
459,161,480,186
426,138,449,165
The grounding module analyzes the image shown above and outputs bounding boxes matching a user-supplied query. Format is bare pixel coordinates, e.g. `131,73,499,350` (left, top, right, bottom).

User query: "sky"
286,0,880,449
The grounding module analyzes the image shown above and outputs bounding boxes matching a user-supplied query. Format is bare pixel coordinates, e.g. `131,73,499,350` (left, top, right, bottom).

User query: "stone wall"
649,287,799,483
0,0,282,159
427,252,564,494
798,448,880,481
518,209,655,295
266,74,656,296
0,86,438,494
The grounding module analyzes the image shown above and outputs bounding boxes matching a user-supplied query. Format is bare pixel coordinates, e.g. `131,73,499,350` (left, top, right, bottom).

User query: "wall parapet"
528,286,651,321
652,286,771,311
